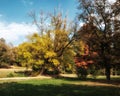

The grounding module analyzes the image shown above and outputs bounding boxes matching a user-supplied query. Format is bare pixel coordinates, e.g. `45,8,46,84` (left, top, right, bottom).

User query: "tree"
111,32,120,75
17,33,59,74
23,10,77,74
74,39,100,79
17,42,33,68
74,40,89,79
29,10,76,57
49,11,76,72
77,0,120,80
0,38,14,67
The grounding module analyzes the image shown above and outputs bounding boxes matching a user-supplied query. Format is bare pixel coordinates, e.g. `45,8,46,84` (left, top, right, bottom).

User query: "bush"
76,67,88,79
7,73,14,77
88,65,101,79
89,69,99,79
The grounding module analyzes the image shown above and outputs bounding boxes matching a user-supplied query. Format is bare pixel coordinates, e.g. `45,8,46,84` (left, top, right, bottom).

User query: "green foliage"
88,65,100,79
59,46,76,73
74,40,85,56
7,73,14,77
76,67,88,79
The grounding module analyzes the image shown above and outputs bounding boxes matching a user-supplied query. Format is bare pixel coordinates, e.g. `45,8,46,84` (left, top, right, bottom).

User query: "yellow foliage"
36,60,44,65
52,59,60,66
23,52,31,59
45,51,56,58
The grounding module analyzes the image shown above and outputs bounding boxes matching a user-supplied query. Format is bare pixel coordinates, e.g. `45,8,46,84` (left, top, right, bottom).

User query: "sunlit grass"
0,68,27,78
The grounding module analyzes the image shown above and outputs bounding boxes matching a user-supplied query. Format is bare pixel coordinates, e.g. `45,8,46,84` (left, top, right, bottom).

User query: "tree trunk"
40,66,45,75
103,54,111,81
105,65,111,81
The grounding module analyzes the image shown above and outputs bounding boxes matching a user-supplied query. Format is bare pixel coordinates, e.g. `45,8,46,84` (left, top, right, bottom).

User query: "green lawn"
0,78,119,96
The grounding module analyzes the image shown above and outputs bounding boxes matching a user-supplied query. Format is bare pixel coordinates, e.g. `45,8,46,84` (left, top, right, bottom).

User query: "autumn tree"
77,0,120,80
0,38,15,67
17,10,76,75
49,11,76,73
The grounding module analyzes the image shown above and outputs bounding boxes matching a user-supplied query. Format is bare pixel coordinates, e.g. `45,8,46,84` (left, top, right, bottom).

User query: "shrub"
7,73,14,77
76,67,88,79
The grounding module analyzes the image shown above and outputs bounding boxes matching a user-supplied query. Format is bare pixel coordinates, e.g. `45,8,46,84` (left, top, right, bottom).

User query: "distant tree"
0,38,14,67
77,0,120,80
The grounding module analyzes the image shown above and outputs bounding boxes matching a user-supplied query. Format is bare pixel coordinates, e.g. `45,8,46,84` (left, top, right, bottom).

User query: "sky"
0,0,77,46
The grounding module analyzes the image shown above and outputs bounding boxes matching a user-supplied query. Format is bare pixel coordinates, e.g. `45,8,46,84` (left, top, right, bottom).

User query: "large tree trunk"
105,65,111,81
101,42,111,81
104,56,111,81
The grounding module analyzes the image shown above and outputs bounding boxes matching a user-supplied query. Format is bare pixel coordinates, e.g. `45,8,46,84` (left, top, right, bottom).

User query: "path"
0,75,51,81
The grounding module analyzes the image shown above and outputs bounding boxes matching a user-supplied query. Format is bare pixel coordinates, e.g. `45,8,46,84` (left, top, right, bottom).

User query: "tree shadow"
55,76,120,86
88,78,120,85
0,81,119,96
14,70,32,76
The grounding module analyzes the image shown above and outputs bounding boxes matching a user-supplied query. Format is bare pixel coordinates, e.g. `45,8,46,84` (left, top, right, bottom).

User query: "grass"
0,70,26,78
0,67,120,96
0,77,120,96
0,67,31,78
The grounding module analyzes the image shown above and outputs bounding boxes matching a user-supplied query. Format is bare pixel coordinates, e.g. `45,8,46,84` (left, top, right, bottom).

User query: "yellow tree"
17,33,60,74
17,10,77,75
49,11,76,73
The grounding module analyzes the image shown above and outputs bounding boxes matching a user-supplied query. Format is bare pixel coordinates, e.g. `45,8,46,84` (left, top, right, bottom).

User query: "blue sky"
0,0,77,46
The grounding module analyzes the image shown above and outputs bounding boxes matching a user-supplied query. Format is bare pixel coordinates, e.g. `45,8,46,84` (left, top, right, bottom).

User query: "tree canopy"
77,0,120,80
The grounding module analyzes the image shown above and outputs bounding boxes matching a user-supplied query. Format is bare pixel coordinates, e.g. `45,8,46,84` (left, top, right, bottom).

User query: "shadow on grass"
89,78,120,85
0,81,119,96
56,76,120,86
14,70,32,76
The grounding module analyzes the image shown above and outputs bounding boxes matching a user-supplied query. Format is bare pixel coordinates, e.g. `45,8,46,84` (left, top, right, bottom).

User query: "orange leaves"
75,56,93,69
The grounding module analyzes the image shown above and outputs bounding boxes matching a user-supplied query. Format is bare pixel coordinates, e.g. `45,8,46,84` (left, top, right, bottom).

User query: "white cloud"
0,22,37,46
